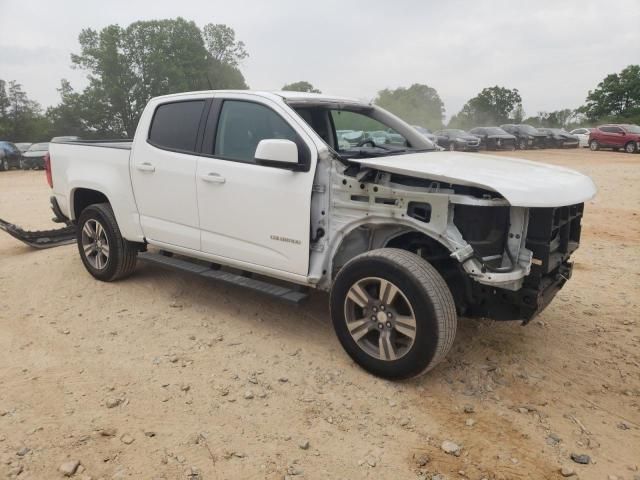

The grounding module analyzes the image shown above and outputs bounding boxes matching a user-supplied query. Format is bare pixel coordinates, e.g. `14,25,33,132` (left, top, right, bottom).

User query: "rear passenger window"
214,100,297,163
148,100,205,152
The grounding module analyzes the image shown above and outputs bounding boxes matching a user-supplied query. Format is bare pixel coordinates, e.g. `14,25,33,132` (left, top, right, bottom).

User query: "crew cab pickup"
48,90,597,379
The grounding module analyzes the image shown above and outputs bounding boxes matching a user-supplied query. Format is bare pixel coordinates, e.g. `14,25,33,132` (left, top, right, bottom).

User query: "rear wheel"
518,138,527,150
330,248,457,379
448,142,456,152
589,139,600,151
77,203,138,281
624,142,637,154
1,159,8,171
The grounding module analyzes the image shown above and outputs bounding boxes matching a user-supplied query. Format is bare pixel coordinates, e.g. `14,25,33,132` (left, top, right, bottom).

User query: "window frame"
201,98,311,172
146,98,211,156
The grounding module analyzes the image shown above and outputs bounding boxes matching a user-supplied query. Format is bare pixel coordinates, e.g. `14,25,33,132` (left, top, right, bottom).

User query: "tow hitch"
0,197,76,249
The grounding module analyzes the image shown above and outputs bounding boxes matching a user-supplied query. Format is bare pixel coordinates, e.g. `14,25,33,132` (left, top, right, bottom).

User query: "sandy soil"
0,149,638,480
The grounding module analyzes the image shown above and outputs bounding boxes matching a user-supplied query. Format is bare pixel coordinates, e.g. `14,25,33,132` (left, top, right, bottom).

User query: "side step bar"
138,251,309,304
0,218,76,249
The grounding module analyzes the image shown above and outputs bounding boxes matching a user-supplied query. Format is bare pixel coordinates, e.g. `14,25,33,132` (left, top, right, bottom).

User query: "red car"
589,124,640,153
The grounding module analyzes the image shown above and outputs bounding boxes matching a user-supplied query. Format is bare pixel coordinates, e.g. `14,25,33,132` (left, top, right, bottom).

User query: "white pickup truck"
47,90,596,379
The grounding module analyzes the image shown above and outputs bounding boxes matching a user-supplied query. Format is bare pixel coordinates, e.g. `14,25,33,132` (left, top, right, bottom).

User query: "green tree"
281,81,321,93
450,86,522,129
580,64,640,123
0,80,50,141
202,24,248,68
524,109,577,128
374,84,444,130
0,80,9,136
68,18,249,137
206,58,248,90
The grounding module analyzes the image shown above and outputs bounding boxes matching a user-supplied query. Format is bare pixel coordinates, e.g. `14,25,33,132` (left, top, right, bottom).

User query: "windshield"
485,127,508,135
0,142,18,153
623,125,640,133
293,104,436,160
519,124,540,135
28,143,49,151
444,129,467,136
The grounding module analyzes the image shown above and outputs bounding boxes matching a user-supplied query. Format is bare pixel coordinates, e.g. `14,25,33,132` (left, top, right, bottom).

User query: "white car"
570,128,591,148
47,90,596,379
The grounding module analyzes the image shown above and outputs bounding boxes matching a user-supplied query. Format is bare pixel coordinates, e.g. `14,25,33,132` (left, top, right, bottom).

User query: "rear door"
130,98,209,250
600,126,624,147
195,95,316,276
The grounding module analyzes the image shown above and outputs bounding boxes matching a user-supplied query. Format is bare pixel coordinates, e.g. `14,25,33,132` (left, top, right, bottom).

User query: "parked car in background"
0,141,22,171
537,128,579,149
570,128,592,148
433,129,480,151
50,136,81,142
500,124,547,150
15,142,33,154
589,124,640,153
21,142,49,170
468,127,516,150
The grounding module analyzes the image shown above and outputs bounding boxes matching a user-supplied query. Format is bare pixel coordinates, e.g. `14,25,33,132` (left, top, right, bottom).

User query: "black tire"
589,139,600,151
76,203,138,281
448,142,456,152
518,138,527,150
330,248,457,379
624,142,637,154
1,159,8,171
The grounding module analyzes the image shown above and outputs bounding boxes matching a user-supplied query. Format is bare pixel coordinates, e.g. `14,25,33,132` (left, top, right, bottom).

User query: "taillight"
44,152,53,188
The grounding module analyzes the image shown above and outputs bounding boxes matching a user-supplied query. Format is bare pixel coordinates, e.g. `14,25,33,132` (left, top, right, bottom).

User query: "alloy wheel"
343,277,417,361
81,219,110,270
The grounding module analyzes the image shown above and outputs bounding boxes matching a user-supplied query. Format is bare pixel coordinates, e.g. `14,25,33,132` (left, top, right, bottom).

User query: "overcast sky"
1,0,639,120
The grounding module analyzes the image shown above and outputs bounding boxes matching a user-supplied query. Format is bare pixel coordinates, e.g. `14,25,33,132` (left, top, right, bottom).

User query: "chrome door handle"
200,172,226,184
136,162,155,172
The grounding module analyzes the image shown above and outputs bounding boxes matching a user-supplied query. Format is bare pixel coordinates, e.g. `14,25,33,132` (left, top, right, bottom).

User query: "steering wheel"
357,139,376,148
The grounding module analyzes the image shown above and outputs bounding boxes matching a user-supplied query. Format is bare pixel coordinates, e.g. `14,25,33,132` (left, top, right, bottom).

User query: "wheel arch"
71,187,111,221
330,222,454,279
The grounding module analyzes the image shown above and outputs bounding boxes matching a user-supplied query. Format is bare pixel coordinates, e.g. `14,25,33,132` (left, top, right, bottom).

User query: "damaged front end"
311,154,588,324
453,202,583,322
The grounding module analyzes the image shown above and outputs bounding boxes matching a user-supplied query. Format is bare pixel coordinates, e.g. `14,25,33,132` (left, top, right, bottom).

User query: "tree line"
1,17,639,142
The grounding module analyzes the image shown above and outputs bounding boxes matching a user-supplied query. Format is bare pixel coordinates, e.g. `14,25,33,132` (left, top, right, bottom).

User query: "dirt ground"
0,149,638,480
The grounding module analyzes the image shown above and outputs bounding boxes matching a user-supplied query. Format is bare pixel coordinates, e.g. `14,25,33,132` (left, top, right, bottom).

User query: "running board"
0,218,76,249
138,251,308,304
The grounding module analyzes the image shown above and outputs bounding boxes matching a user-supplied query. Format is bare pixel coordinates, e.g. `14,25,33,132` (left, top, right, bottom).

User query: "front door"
196,97,315,276
130,99,207,250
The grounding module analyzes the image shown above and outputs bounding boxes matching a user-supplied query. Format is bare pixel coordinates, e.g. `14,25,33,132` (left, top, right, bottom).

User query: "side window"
214,100,298,163
148,100,205,152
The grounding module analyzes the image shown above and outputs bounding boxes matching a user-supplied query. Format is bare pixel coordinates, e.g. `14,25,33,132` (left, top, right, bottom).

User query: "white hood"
353,152,597,207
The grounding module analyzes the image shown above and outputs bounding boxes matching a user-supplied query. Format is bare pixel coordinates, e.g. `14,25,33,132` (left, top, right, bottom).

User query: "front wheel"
77,203,139,282
1,159,8,171
330,249,457,379
448,142,456,152
518,138,527,150
589,139,600,151
624,142,637,154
